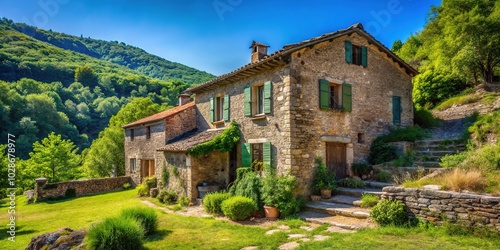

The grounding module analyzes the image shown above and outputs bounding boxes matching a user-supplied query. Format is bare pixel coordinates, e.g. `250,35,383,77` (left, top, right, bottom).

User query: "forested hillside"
391,0,500,108
0,21,199,159
0,18,214,84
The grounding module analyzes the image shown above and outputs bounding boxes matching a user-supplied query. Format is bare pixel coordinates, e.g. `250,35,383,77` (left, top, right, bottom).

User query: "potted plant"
260,166,298,219
312,158,337,199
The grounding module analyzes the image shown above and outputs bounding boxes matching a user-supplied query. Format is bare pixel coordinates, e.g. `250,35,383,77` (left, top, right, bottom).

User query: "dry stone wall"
383,186,500,231
35,176,131,200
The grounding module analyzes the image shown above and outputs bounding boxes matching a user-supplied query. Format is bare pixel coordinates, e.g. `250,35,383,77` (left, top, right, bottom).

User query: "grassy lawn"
2,189,499,249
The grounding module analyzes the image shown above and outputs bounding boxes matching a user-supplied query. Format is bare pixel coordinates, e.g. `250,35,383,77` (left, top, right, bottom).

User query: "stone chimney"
250,41,269,63
178,93,191,106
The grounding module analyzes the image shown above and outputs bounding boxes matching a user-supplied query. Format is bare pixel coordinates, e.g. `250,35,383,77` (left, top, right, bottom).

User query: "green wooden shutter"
209,97,214,122
345,40,352,63
319,79,330,110
264,81,272,114
223,94,230,121
342,83,352,112
244,85,251,116
242,143,252,167
392,96,402,125
361,46,368,67
263,142,272,168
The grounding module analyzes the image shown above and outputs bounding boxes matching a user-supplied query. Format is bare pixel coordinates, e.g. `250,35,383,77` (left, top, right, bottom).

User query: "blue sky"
0,0,441,76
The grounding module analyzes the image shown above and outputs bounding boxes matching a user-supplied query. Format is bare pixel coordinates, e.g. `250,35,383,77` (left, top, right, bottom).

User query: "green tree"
74,65,97,86
391,40,403,53
83,98,163,177
28,132,81,182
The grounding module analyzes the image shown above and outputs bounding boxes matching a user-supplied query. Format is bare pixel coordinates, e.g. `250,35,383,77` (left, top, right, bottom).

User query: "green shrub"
392,150,415,167
338,178,366,188
179,196,191,207
360,194,380,208
369,139,397,165
137,177,157,197
136,184,149,197
158,190,178,204
370,199,409,226
87,216,144,250
64,188,76,198
203,191,231,214
229,168,263,208
312,158,337,192
221,196,256,221
352,162,371,177
161,163,169,187
414,106,440,128
122,183,131,190
120,207,158,235
261,166,301,218
469,110,500,144
373,171,392,183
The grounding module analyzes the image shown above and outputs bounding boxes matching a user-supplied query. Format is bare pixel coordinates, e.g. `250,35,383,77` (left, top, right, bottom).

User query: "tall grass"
87,216,144,250
440,168,486,192
120,207,158,235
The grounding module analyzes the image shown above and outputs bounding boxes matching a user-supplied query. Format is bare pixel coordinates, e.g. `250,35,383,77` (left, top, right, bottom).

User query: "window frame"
146,126,151,140
130,129,135,141
215,95,224,122
130,158,136,173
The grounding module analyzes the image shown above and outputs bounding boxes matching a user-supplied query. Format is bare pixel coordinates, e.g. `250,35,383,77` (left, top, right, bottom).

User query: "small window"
146,126,151,140
345,40,368,67
245,81,272,117
215,96,224,121
252,143,263,163
130,158,136,173
130,129,135,141
242,142,272,169
319,79,352,111
358,133,365,144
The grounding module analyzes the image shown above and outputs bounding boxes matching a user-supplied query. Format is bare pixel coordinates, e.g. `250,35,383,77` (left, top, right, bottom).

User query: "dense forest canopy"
392,0,500,108
0,18,214,84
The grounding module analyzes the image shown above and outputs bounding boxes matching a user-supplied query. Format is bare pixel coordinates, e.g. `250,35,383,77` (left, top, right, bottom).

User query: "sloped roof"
186,23,417,94
156,129,223,152
121,101,195,129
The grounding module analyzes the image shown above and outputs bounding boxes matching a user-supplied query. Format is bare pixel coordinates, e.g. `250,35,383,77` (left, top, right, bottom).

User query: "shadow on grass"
0,225,38,241
144,229,172,242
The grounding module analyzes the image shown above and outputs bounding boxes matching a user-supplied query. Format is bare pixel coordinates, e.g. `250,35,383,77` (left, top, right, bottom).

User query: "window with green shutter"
392,96,402,125
244,85,251,117
346,40,368,67
241,142,272,169
342,83,352,112
209,97,214,123
345,40,352,63
263,81,272,114
361,46,368,67
223,94,230,121
242,143,252,167
318,79,352,112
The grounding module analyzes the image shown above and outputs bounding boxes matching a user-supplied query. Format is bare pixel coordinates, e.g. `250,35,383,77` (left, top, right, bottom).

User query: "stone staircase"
299,181,391,231
412,140,466,168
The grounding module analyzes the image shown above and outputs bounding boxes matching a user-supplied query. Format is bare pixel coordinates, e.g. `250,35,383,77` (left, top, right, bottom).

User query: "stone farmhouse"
122,23,417,200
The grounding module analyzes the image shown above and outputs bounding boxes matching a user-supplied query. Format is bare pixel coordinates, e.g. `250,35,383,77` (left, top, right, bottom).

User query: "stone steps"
412,139,466,168
299,211,376,230
324,195,361,207
336,187,385,198
305,201,371,219
413,161,442,168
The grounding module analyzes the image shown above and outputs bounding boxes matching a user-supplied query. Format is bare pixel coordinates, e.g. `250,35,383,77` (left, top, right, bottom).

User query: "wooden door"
326,142,347,179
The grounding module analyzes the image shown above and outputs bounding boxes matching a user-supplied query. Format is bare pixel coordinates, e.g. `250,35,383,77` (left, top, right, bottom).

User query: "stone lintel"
320,135,351,143
248,138,268,143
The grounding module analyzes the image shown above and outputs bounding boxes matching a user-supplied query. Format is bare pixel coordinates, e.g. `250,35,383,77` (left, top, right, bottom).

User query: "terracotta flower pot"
310,195,322,201
320,189,332,199
263,205,280,219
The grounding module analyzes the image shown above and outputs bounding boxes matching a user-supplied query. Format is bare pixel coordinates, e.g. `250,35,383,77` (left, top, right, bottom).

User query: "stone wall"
383,186,500,231
192,32,414,196
124,103,197,185
289,33,414,195
35,176,131,200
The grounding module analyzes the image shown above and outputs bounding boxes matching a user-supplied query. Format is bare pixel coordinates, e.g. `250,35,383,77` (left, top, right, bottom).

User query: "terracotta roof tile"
121,102,195,129
156,129,223,152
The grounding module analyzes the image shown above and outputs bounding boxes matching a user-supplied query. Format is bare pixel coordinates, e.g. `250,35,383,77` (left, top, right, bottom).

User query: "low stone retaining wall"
382,186,500,231
35,176,131,200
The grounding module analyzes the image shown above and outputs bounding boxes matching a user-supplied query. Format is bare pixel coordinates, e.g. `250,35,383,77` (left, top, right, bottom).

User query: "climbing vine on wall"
187,121,241,157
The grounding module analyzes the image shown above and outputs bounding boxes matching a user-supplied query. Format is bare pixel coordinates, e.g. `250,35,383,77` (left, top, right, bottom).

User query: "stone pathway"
141,200,357,250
